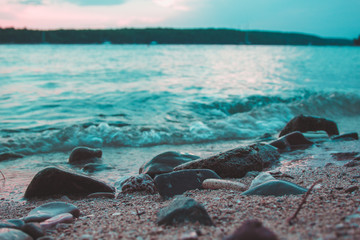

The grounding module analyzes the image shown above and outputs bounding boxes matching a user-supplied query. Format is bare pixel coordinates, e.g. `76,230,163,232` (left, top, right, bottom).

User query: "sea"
1,44,360,200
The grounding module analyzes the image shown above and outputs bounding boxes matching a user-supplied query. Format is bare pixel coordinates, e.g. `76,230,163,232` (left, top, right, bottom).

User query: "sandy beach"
1,155,359,240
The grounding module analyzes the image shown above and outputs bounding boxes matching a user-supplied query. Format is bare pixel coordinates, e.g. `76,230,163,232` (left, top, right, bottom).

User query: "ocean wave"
1,91,360,155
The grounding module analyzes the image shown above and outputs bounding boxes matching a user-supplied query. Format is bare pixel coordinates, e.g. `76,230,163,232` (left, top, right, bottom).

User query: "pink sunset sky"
1,0,359,38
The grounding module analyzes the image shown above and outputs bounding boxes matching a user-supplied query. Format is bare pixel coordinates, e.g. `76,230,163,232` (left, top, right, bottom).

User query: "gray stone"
154,169,220,199
21,223,44,239
68,146,102,165
139,151,200,178
270,131,313,152
223,219,278,240
39,213,74,229
0,228,32,240
279,115,339,137
24,167,115,199
0,152,24,162
242,180,307,196
174,143,280,178
157,196,213,226
249,172,275,189
24,202,80,223
81,163,112,173
118,174,157,194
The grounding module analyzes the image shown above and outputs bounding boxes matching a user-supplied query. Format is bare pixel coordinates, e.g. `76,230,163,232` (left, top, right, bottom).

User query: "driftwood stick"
287,179,322,225
0,169,5,182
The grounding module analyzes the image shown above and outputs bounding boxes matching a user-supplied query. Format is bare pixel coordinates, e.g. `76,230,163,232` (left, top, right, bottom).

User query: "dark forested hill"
0,27,355,45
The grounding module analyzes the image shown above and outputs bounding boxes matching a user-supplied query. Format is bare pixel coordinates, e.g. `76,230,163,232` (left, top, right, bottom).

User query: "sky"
0,0,359,39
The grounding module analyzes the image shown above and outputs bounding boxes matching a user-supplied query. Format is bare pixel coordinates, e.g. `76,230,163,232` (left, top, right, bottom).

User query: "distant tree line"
0,27,355,46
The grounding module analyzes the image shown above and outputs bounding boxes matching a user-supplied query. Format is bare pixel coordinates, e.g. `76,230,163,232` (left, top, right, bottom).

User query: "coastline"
1,137,359,239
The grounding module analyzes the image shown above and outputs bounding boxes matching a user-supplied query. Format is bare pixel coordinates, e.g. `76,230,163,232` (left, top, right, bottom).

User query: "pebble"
40,213,74,229
68,146,102,165
0,228,32,240
87,192,115,199
242,180,307,196
344,185,359,193
202,179,246,191
119,174,157,194
223,219,278,240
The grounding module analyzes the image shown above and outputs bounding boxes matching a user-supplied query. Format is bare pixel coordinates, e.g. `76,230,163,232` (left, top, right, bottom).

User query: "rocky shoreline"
1,115,360,239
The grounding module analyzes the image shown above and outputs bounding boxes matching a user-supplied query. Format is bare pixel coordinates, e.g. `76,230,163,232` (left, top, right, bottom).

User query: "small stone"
80,234,94,240
0,228,32,240
24,201,80,223
344,185,359,193
154,169,220,199
270,131,313,152
223,219,278,240
118,174,157,194
21,222,44,239
331,152,359,161
68,146,102,165
249,172,275,189
242,180,307,196
82,163,112,173
344,160,360,167
332,132,359,141
40,213,74,229
202,179,246,191
180,231,198,240
0,152,24,162
157,196,213,226
139,151,200,178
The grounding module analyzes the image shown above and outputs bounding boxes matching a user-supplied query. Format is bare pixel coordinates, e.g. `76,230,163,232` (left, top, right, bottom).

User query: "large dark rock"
174,143,280,178
68,146,102,165
242,180,307,196
224,219,278,240
270,131,313,152
139,151,200,178
154,169,221,199
24,167,115,199
332,132,359,141
0,228,32,240
157,196,213,226
279,115,339,137
23,202,80,223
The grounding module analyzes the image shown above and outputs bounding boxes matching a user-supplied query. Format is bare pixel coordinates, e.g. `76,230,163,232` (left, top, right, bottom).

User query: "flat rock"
24,167,115,199
332,132,359,141
154,169,220,199
202,179,246,191
157,196,213,226
0,228,32,240
118,174,157,194
24,202,80,223
223,219,278,240
68,146,102,165
139,151,200,178
86,192,115,199
81,163,112,173
242,180,307,196
174,143,280,178
270,131,313,152
0,152,24,162
40,213,74,229
331,152,359,161
279,115,339,137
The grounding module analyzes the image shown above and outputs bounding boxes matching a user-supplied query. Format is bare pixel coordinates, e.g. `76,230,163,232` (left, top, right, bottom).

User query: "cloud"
16,0,44,5
63,0,127,6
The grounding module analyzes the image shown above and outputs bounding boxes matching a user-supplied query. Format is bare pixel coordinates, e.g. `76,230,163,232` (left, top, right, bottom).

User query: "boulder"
24,167,115,199
139,151,200,178
154,169,220,199
224,219,278,240
270,131,313,151
174,143,280,178
242,180,307,196
279,115,339,137
68,146,102,165
23,202,80,223
157,196,213,226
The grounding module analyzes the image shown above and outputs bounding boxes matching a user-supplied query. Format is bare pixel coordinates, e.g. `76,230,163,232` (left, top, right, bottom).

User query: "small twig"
135,208,145,220
0,169,5,182
287,179,322,225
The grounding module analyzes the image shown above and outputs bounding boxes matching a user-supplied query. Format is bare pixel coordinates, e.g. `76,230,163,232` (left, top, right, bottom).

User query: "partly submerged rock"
23,202,80,223
0,152,24,162
81,163,112,173
332,132,359,141
223,219,278,240
68,146,102,165
139,151,200,178
154,169,221,199
118,174,157,194
174,143,280,178
157,196,213,226
242,180,307,196
279,115,339,137
270,131,313,152
0,228,32,240
24,167,115,199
